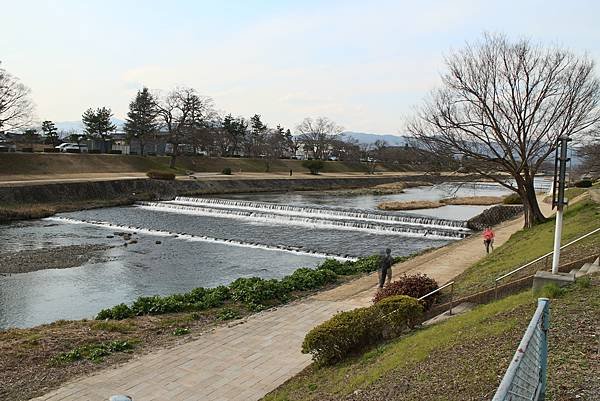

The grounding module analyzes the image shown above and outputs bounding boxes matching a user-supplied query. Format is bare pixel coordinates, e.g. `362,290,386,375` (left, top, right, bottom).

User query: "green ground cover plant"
95,255,387,320
52,340,135,364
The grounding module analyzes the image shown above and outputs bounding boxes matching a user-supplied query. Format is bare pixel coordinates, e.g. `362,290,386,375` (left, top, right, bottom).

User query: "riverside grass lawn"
263,191,600,401
452,196,600,298
263,277,600,401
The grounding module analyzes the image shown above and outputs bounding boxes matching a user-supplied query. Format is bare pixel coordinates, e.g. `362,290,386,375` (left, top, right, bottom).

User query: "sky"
2,0,600,134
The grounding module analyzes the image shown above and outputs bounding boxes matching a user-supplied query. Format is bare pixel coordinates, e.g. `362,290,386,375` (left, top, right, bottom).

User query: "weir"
136,198,471,240
44,216,358,261
172,196,470,230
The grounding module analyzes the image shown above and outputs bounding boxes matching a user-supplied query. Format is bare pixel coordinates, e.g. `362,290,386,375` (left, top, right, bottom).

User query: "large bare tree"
296,117,343,160
407,34,600,227
157,87,214,168
0,62,35,130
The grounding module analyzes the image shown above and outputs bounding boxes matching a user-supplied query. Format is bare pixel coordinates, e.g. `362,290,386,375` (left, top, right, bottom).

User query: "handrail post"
449,282,454,315
494,280,498,300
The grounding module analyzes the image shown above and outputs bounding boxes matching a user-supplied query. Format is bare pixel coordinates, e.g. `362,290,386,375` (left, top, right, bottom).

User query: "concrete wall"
0,176,431,205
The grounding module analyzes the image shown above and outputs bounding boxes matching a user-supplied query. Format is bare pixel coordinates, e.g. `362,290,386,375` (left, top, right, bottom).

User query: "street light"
551,135,571,274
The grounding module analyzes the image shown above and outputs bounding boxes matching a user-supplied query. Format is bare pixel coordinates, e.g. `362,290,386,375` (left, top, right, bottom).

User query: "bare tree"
156,87,214,168
577,132,600,174
296,117,343,160
407,33,600,227
0,62,35,130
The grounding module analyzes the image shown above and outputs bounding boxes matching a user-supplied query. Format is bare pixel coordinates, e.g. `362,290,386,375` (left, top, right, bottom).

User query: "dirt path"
32,200,552,401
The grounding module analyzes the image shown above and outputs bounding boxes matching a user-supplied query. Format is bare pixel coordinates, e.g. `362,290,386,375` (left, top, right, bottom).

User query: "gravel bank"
0,244,113,274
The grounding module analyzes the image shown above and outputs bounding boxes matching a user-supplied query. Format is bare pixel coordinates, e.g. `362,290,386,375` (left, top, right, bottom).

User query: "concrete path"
32,201,553,401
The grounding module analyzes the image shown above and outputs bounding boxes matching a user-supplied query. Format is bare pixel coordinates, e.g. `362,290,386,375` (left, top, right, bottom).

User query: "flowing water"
0,181,547,329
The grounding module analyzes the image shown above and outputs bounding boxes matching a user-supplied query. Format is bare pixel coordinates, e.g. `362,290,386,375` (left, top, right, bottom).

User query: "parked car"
55,143,88,153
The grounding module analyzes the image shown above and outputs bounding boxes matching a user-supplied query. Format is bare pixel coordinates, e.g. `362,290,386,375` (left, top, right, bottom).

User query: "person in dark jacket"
378,248,393,288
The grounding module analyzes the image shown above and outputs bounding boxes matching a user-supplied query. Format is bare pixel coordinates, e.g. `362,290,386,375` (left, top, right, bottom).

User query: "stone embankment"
466,204,523,230
0,175,456,205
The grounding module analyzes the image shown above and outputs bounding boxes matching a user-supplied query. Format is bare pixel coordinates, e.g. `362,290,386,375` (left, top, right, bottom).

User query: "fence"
492,298,550,401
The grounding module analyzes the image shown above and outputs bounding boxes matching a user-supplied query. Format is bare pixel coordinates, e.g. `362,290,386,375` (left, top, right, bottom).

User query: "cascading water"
136,198,471,240
45,216,357,261
172,196,470,230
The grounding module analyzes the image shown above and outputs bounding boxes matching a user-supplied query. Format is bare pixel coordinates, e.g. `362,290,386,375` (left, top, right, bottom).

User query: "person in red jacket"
483,227,495,254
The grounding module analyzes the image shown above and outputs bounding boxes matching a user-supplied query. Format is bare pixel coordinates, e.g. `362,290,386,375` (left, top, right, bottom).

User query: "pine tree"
82,107,116,153
41,120,59,146
123,88,159,156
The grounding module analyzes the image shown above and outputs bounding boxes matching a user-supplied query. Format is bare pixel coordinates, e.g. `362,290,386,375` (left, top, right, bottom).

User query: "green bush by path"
301,296,423,366
146,170,176,180
95,255,390,320
372,274,439,309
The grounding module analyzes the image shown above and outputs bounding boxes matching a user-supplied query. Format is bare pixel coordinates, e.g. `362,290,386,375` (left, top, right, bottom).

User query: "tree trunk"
169,143,178,169
140,141,145,156
517,177,547,228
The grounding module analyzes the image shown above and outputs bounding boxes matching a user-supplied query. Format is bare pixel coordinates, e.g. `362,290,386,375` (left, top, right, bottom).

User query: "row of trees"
119,87,360,168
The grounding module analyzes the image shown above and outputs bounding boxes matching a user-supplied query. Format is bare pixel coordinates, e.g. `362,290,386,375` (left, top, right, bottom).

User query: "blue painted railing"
492,298,550,401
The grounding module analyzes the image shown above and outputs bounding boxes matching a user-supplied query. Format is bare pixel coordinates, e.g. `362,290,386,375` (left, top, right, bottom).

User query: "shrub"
146,170,176,180
317,258,358,275
172,327,190,336
109,150,123,154
503,193,522,204
301,306,382,365
221,167,232,175
352,255,382,273
574,179,593,188
372,274,439,309
374,295,423,337
96,303,133,320
229,277,288,308
88,149,102,154
43,147,58,153
21,147,34,152
281,268,337,291
302,160,325,175
201,286,230,308
52,340,134,364
301,296,423,365
217,308,241,321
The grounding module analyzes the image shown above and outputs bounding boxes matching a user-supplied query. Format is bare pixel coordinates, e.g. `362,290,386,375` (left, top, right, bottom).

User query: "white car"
55,143,88,153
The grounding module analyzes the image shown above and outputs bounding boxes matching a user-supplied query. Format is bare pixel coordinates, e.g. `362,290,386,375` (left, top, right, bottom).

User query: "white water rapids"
135,197,471,240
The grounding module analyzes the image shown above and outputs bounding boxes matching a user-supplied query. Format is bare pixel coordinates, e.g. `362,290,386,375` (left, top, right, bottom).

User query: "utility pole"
551,135,571,274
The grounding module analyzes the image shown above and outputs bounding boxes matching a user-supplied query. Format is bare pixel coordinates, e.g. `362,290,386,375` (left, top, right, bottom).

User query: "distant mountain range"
341,132,410,146
54,121,408,146
55,118,125,133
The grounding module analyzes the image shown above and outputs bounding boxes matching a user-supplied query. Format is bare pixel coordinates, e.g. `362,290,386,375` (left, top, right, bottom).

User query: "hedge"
96,255,385,320
372,274,439,309
574,179,593,188
301,295,423,365
146,170,176,180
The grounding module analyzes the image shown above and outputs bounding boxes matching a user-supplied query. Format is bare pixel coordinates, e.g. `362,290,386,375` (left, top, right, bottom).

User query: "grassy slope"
263,277,600,401
452,197,600,298
0,153,373,176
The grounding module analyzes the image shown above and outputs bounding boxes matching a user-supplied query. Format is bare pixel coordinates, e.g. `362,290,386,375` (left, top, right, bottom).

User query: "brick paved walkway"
33,202,552,401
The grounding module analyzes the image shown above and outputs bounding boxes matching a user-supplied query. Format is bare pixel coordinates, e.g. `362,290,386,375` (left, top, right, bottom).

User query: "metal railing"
418,280,454,314
494,227,600,298
492,298,550,401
